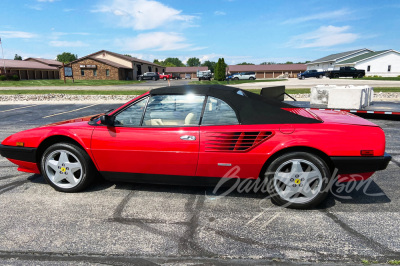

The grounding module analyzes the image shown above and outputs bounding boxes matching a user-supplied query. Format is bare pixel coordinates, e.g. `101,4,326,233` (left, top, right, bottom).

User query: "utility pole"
0,37,6,75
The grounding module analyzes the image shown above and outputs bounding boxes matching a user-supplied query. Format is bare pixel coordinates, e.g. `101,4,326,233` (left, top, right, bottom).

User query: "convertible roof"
150,85,320,125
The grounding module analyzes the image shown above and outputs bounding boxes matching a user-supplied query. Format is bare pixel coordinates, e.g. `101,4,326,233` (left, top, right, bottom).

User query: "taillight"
361,150,374,156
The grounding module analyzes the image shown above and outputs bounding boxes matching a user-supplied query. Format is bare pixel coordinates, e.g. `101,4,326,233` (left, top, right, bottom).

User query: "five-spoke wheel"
41,143,95,192
265,152,331,209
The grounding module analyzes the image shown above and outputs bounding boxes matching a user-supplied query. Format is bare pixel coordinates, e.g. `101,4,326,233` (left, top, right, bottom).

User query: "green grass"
189,79,286,85
0,87,398,96
0,90,150,95
388,260,400,265
362,77,400,81
0,79,144,87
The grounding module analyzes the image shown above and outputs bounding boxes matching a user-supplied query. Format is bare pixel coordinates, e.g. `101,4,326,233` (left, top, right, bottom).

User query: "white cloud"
214,11,226,16
49,40,89,47
0,31,38,39
287,25,359,48
93,0,196,30
282,9,352,24
116,32,205,51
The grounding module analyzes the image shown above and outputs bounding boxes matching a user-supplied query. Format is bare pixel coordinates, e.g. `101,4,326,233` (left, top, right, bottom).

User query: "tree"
14,54,22,60
285,61,294,64
186,57,201,67
260,62,276,65
201,60,216,73
214,58,227,81
164,57,185,67
124,54,132,57
237,62,254,65
56,52,78,64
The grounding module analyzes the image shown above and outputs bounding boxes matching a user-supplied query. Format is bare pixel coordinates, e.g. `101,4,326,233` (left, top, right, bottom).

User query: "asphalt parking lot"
0,103,399,265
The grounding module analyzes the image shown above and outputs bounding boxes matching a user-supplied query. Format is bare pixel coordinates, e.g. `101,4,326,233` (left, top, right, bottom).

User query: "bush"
0,75,6,81
12,75,19,81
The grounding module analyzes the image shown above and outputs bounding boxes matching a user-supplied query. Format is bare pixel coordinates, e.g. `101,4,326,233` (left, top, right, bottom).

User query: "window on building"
155,68,158,73
367,65,371,72
81,70,85,76
93,70,97,77
106,69,110,76
388,65,391,72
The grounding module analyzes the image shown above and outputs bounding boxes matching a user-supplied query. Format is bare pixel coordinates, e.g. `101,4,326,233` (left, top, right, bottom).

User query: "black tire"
163,77,167,81
264,152,331,209
301,76,305,80
152,77,156,81
358,73,363,78
319,75,323,79
138,77,142,81
234,77,239,81
249,77,255,80
334,74,339,78
40,143,96,193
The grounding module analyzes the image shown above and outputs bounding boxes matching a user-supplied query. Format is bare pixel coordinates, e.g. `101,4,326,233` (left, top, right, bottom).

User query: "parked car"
0,85,391,209
325,67,365,79
225,74,234,80
197,70,212,81
172,73,181,80
232,72,256,80
158,73,172,81
138,72,159,81
298,70,325,79
185,74,191,79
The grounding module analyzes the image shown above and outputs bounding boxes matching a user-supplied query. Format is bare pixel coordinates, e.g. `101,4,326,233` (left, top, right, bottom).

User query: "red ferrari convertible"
0,85,391,208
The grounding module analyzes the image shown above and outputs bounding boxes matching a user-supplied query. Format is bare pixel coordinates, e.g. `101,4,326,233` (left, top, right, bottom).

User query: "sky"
1,0,400,65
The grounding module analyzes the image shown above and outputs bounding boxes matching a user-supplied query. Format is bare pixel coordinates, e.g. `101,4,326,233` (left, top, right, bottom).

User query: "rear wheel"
163,77,167,81
357,73,363,78
334,74,339,78
319,75,323,79
152,77,156,81
41,143,96,192
265,152,331,209
249,77,255,80
234,77,239,80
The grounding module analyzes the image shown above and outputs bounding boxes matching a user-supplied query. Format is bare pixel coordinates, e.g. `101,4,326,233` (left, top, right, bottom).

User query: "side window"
143,95,205,126
114,97,148,126
202,97,239,125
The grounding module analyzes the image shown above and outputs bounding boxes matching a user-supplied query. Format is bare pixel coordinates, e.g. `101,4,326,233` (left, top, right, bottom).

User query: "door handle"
180,135,196,141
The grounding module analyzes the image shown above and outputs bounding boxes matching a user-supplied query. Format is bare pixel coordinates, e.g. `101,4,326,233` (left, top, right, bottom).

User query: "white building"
307,48,400,77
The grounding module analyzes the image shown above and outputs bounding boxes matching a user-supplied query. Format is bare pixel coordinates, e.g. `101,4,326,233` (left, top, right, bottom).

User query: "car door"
196,96,269,180
91,94,205,177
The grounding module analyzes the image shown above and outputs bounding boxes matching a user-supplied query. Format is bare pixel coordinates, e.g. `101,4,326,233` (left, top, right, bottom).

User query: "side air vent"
205,131,273,152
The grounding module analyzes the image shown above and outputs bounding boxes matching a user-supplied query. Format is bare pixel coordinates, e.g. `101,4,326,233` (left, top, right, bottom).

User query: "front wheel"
41,143,96,192
334,74,340,78
249,77,255,80
319,75,323,79
163,77,167,81
152,77,156,81
301,76,305,80
265,152,331,209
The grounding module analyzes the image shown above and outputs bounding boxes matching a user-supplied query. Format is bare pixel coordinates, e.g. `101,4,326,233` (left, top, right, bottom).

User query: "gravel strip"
0,92,398,103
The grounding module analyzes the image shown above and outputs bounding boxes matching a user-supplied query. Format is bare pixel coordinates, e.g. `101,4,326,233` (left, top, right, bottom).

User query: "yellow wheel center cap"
294,179,301,185
61,167,66,173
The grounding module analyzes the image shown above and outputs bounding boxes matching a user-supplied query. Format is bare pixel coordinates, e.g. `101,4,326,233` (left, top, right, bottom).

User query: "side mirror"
100,115,115,126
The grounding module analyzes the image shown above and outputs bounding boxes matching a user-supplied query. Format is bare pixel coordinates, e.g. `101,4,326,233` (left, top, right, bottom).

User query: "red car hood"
42,114,101,127
308,109,378,127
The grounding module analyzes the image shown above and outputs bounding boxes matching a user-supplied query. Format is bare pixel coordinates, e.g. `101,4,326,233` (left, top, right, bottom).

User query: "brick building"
165,66,208,79
227,64,306,78
0,59,60,79
60,50,163,80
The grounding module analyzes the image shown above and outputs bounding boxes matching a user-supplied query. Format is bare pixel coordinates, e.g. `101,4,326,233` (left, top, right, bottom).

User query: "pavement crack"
322,210,400,257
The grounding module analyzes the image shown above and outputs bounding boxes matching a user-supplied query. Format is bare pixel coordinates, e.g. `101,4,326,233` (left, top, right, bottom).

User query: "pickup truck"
325,67,365,79
297,70,325,79
197,70,212,81
158,73,172,80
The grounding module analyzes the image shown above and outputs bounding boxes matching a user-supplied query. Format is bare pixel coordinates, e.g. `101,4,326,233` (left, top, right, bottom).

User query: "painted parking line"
0,105,37,113
42,104,99,119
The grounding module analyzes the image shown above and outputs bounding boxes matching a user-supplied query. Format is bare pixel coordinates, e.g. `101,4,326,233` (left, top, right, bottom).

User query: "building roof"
309,48,372,64
67,50,162,68
336,50,395,64
0,59,59,70
90,57,133,69
150,85,320,125
24,58,63,67
227,64,306,72
165,66,208,73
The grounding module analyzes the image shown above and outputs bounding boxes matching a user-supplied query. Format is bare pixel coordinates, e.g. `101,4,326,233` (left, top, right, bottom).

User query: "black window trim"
109,93,241,128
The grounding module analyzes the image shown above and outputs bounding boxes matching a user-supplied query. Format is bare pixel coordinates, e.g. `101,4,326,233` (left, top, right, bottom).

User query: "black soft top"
150,85,320,125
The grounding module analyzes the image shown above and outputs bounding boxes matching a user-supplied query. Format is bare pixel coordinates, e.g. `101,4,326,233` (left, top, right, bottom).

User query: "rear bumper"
0,144,37,163
331,153,392,174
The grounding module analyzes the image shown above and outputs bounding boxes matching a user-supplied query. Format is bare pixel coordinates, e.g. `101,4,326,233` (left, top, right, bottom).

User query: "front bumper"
0,144,37,163
331,153,392,174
